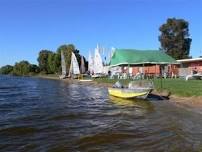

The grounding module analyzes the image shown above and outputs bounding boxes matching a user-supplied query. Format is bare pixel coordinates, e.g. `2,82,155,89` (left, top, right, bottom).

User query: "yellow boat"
108,87,150,99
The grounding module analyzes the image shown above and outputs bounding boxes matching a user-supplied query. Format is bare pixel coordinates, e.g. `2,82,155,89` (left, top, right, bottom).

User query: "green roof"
110,49,178,66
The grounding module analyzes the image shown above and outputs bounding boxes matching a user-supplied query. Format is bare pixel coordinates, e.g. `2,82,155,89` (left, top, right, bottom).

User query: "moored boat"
108,81,153,99
108,87,151,99
79,79,93,82
68,52,80,78
79,56,93,82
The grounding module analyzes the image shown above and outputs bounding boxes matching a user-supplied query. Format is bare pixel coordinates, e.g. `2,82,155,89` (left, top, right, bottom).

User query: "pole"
160,65,163,92
128,64,130,79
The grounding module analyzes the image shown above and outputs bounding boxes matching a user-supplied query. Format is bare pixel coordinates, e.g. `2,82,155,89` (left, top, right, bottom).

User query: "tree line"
0,44,87,76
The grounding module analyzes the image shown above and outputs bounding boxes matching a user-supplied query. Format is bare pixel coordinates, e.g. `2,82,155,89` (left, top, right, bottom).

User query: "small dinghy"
108,81,153,99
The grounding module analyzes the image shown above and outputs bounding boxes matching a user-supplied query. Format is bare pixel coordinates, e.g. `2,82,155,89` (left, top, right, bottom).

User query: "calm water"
0,75,202,152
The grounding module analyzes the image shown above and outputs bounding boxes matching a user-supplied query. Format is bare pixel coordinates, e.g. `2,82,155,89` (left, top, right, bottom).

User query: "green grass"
95,77,202,97
153,78,202,97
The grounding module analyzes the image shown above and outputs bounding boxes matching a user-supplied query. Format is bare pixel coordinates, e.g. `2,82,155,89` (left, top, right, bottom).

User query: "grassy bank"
154,79,202,97
95,77,202,97
33,74,202,97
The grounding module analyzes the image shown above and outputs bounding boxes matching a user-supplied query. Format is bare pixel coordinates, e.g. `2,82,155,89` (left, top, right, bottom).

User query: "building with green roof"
110,49,177,67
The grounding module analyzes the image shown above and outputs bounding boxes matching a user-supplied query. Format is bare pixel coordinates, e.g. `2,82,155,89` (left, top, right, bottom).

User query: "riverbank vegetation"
0,44,87,76
0,61,39,76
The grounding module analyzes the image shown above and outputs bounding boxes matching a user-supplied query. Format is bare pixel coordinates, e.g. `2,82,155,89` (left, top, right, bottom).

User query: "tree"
13,60,31,76
0,65,13,74
48,53,57,73
37,50,54,74
30,64,40,74
53,52,61,74
159,18,192,59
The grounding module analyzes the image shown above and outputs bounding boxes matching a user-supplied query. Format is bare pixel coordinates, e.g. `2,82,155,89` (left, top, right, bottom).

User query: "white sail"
88,52,94,74
94,44,104,74
69,52,80,75
61,50,67,76
80,56,86,74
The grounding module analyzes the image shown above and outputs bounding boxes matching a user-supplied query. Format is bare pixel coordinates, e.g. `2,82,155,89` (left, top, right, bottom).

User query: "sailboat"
88,52,94,75
79,56,93,82
59,50,67,79
91,44,104,78
68,52,80,78
80,56,86,74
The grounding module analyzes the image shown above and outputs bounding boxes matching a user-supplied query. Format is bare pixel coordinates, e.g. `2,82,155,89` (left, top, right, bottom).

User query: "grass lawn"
153,78,202,97
95,77,202,97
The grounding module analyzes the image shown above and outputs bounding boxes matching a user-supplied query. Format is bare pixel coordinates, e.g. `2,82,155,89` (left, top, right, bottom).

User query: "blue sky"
0,0,202,66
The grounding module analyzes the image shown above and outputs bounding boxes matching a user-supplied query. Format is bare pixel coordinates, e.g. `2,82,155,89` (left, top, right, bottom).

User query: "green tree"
48,53,57,73
30,64,40,74
37,50,53,74
159,18,192,59
53,52,61,74
13,60,31,76
0,65,13,74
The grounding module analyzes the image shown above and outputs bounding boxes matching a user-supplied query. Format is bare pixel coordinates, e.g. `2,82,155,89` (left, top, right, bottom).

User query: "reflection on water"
109,95,154,108
0,75,202,152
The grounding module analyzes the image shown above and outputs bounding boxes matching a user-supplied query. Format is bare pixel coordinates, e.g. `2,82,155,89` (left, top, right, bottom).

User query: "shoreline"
34,75,202,110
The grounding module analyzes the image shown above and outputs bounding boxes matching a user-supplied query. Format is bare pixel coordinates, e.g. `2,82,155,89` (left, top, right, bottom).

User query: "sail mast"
61,50,67,76
80,56,86,74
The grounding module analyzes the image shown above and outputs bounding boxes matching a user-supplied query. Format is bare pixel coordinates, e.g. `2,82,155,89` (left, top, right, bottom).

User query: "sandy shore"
34,75,202,110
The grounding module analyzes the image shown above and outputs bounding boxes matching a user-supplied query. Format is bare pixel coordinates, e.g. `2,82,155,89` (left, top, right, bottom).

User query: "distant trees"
37,50,53,74
0,43,87,76
36,44,86,75
12,61,30,75
159,18,192,59
37,50,62,74
0,62,39,75
30,64,40,74
0,65,13,74
47,52,57,74
12,61,39,76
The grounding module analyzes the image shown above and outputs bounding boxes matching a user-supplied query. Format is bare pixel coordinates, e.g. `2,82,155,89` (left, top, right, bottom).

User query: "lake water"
0,75,202,152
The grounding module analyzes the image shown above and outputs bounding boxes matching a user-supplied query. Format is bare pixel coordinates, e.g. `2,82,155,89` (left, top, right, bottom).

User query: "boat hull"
108,88,150,99
79,79,93,82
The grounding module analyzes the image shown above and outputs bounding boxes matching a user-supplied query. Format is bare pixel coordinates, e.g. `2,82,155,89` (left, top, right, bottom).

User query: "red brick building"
177,58,202,77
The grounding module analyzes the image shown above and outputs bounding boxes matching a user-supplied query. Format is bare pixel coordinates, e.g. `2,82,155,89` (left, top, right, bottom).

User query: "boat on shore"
79,56,92,82
108,81,153,99
79,79,93,82
89,44,106,78
68,52,81,78
108,88,151,99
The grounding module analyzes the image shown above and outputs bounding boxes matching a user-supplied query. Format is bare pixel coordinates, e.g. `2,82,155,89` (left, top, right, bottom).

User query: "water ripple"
0,75,202,151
